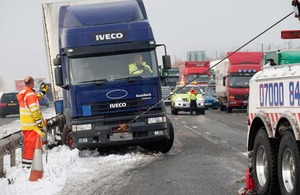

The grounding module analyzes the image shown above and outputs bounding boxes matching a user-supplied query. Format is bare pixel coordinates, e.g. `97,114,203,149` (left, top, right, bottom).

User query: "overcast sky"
0,0,299,90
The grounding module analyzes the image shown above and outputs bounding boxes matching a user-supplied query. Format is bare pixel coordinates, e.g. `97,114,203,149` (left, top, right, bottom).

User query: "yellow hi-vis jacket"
16,86,45,136
128,62,153,74
188,90,197,102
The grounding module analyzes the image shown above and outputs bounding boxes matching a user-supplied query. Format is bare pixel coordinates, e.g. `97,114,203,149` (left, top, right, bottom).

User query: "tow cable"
117,11,293,132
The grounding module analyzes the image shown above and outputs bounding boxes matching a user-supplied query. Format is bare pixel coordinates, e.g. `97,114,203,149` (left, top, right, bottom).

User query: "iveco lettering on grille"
110,103,126,108
95,32,125,41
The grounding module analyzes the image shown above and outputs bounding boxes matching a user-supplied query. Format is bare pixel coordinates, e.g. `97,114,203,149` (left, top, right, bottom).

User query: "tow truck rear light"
281,30,300,39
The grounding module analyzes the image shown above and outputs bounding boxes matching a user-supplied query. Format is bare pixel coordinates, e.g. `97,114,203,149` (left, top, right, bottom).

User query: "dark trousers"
190,100,198,115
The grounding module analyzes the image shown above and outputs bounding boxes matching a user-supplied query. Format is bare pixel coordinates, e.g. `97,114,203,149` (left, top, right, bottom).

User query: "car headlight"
148,116,166,124
72,124,92,131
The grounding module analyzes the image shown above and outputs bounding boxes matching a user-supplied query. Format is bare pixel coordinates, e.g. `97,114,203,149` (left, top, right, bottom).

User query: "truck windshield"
69,51,158,85
229,75,251,88
186,74,209,83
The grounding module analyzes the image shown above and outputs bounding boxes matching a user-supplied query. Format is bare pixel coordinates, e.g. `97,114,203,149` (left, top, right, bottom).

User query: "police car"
170,84,205,115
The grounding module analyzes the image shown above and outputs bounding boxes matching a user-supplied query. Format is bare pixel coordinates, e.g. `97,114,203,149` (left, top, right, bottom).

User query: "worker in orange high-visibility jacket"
16,76,46,169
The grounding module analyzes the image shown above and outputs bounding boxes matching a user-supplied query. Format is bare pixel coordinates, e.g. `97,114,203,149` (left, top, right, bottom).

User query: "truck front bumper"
228,100,248,109
71,113,170,150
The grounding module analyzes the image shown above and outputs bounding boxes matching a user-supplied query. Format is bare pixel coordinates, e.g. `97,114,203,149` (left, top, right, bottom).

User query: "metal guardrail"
0,131,23,178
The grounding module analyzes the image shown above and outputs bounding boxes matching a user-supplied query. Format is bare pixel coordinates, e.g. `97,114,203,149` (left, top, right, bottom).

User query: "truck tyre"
252,128,278,195
159,119,174,153
62,124,74,149
278,131,300,195
141,119,174,154
227,107,232,113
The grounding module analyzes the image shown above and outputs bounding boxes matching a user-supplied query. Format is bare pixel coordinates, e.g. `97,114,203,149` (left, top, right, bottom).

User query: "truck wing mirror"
162,55,171,69
53,55,62,66
54,66,69,90
223,76,226,86
55,66,63,86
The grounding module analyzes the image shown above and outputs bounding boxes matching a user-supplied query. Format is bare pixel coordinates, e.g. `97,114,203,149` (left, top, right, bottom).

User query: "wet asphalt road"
108,108,249,195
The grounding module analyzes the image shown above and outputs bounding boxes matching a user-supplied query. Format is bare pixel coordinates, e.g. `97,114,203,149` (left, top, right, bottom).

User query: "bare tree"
172,57,183,68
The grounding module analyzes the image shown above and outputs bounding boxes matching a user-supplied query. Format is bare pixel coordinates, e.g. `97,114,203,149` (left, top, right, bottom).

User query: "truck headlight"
148,116,166,124
72,124,92,131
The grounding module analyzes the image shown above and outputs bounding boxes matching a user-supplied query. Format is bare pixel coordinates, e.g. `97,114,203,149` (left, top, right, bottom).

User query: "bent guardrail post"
0,131,23,178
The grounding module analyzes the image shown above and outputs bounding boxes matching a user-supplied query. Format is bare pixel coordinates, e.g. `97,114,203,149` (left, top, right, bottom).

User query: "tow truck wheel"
252,128,278,195
278,131,300,195
62,124,74,149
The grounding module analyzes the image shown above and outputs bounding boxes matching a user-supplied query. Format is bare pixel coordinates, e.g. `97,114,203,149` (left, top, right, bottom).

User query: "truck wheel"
220,104,225,111
62,124,74,149
227,107,232,113
141,119,174,154
252,128,278,195
158,119,174,154
278,131,300,195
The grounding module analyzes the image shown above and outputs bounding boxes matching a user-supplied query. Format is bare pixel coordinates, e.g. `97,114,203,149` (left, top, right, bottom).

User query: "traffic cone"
29,136,43,181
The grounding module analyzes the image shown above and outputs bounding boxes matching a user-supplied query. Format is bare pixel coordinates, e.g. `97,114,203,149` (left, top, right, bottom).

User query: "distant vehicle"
204,89,219,110
215,52,263,113
264,49,300,65
0,92,19,118
161,68,179,90
170,84,205,115
161,86,172,105
178,61,211,91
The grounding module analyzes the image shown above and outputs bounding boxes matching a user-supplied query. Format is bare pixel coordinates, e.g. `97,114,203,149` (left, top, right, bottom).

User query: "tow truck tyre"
278,131,300,195
61,124,74,149
252,128,277,195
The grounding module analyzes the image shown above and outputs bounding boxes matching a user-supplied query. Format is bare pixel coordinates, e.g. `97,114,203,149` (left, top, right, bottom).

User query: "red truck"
215,52,263,113
178,61,210,91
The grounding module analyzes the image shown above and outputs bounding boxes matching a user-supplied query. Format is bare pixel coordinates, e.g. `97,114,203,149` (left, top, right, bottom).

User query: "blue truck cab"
42,0,174,153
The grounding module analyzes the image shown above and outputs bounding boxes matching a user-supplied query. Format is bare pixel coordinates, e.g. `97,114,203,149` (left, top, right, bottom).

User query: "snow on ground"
0,107,160,195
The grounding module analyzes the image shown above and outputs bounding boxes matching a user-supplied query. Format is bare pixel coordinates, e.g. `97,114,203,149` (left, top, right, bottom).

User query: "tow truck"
241,1,300,194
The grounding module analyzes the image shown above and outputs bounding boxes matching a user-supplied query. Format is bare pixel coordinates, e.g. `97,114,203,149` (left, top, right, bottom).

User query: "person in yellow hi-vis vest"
16,76,47,169
188,87,198,115
128,54,153,75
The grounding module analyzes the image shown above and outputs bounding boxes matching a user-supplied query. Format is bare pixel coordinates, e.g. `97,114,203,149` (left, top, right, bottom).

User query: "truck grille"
234,95,248,100
89,97,150,115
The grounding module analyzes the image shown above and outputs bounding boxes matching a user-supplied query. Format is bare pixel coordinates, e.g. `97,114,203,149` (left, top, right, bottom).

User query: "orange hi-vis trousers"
22,131,39,168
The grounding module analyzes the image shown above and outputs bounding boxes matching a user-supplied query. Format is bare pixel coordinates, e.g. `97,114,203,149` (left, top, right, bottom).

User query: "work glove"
40,83,48,95
36,119,46,137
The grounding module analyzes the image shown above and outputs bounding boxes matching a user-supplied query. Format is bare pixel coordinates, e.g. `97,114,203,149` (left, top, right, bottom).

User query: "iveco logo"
95,32,125,41
110,103,126,108
106,89,128,99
